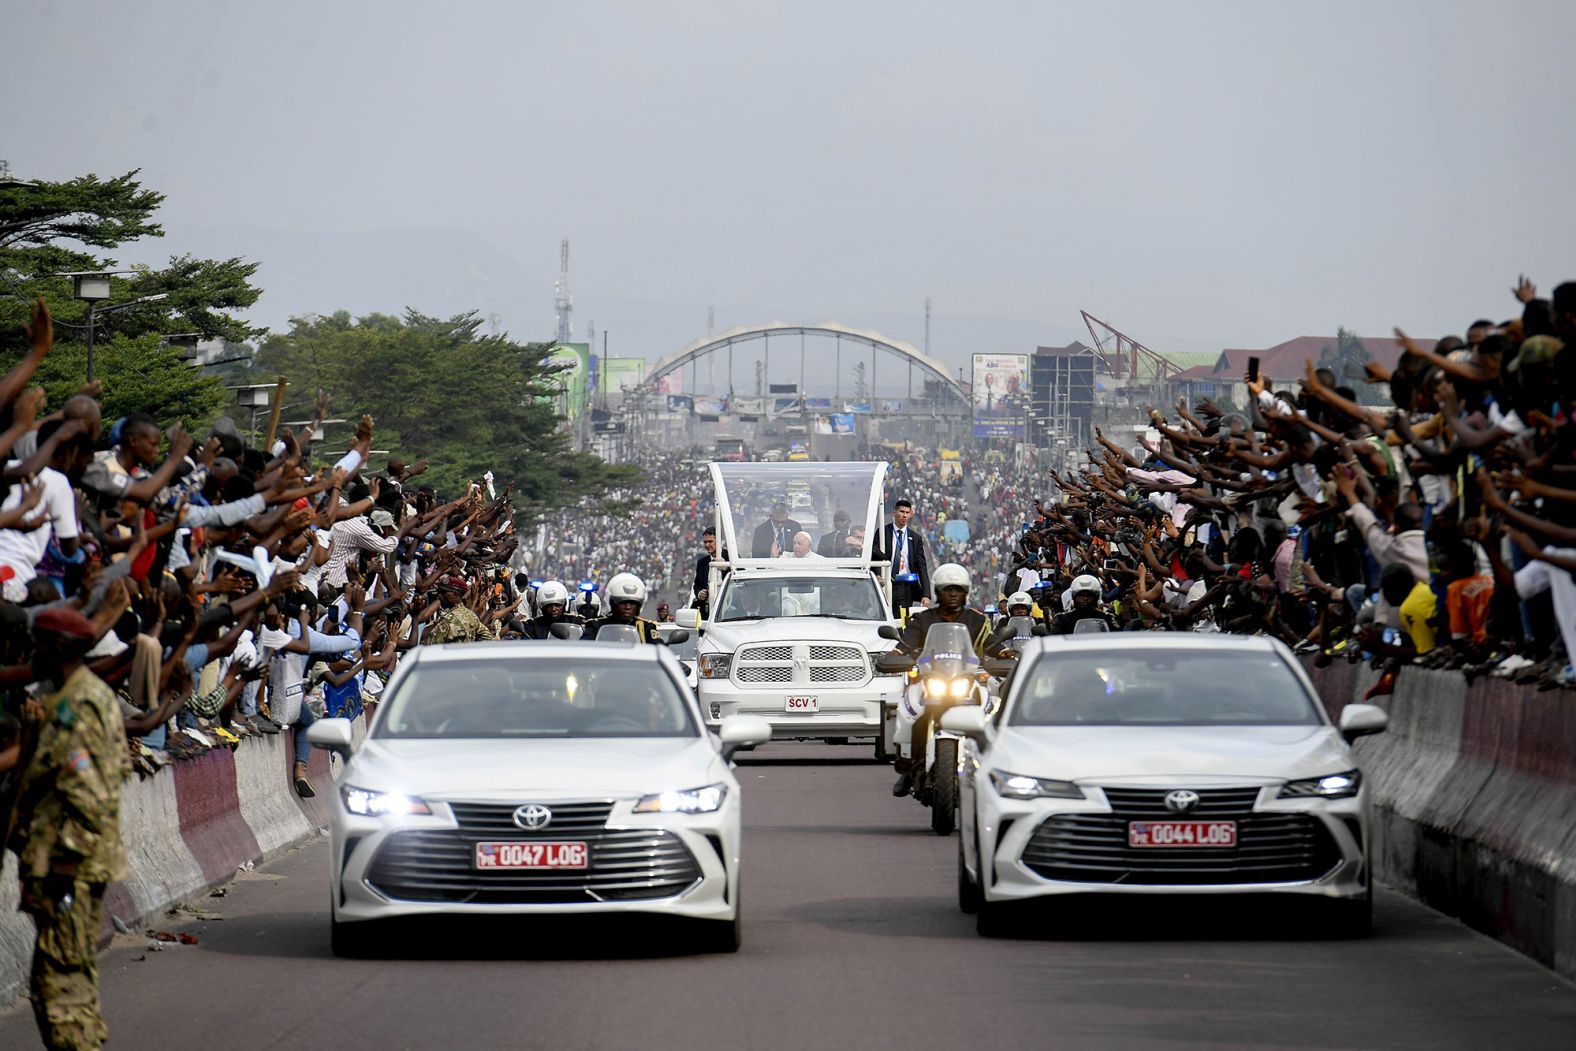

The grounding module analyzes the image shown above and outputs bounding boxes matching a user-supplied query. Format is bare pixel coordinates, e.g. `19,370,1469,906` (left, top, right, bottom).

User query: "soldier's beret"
33,607,97,640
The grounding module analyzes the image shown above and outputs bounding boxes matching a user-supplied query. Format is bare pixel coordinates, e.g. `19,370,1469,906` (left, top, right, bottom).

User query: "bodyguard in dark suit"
692,527,727,618
750,502,802,558
877,498,931,614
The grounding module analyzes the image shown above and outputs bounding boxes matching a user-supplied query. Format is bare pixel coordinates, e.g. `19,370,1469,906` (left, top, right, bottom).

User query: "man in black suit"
751,502,801,558
692,527,720,619
878,497,931,614
816,509,853,556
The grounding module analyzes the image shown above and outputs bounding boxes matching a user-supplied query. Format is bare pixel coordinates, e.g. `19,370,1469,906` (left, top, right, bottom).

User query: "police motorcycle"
875,621,1014,836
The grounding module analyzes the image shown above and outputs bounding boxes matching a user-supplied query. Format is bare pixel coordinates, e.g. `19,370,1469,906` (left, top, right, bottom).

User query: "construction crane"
553,239,573,343
1080,310,1178,382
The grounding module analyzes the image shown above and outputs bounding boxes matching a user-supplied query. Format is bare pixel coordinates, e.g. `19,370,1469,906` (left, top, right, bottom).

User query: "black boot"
891,771,914,797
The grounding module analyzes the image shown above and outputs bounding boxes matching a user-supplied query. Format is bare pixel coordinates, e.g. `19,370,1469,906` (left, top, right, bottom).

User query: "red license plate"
1128,821,1237,848
474,841,589,869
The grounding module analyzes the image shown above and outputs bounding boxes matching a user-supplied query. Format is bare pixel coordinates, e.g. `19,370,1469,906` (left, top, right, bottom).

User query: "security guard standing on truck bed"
9,606,132,1051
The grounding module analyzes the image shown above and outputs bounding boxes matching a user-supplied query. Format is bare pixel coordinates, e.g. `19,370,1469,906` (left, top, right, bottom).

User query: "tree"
254,311,641,516
0,169,262,426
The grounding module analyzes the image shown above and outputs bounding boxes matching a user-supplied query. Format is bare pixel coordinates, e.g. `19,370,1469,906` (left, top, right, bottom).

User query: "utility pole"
707,306,715,337
924,296,932,357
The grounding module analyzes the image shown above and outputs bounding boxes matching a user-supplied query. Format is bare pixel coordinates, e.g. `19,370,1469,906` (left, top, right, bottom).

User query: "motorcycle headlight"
925,677,947,698
949,677,971,699
340,785,431,817
633,783,728,814
1279,770,1361,799
988,769,1083,800
698,654,733,679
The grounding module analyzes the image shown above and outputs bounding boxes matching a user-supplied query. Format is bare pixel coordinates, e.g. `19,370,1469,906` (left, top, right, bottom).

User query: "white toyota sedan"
943,634,1388,937
307,640,772,956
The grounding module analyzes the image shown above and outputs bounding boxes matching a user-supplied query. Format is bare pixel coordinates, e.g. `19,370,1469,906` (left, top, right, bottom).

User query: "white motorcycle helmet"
1006,590,1034,613
932,563,971,592
535,580,569,609
1069,574,1101,597
606,572,648,608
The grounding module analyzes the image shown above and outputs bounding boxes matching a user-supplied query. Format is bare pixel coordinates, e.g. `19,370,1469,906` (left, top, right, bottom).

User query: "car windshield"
717,575,887,621
1010,650,1319,727
377,658,698,739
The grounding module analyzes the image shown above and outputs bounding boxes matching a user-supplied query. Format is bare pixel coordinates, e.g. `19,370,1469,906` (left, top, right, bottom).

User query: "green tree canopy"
254,310,641,516
0,169,262,428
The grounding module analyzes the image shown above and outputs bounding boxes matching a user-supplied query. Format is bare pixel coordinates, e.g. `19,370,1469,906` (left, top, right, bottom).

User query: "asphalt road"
4,742,1576,1051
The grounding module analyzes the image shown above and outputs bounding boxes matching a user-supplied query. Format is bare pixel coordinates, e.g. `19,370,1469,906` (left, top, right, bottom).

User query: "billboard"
693,395,727,416
546,342,591,420
971,352,1029,438
599,357,647,396
730,396,765,416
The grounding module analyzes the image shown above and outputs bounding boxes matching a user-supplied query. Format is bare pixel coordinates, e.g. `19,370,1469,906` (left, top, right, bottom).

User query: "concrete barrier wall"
0,724,348,1005
1303,659,1576,981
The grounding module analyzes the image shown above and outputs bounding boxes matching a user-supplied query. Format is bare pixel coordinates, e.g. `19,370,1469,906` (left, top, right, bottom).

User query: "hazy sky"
5,0,1574,373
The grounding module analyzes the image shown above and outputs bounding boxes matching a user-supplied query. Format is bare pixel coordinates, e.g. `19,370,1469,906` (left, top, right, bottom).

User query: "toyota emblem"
513,803,553,830
1163,790,1200,814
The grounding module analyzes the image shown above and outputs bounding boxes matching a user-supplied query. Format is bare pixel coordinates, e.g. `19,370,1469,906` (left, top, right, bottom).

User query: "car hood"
701,620,889,652
349,736,724,798
989,724,1352,784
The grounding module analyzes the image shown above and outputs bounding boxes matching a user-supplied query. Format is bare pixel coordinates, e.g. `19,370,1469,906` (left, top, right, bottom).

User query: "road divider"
1303,659,1576,981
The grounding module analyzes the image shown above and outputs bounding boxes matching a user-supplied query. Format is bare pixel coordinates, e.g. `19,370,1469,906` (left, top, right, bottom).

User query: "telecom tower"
553,239,574,343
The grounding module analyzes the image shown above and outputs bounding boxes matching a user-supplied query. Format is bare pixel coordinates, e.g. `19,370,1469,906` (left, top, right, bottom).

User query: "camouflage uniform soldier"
9,606,131,1051
420,575,493,645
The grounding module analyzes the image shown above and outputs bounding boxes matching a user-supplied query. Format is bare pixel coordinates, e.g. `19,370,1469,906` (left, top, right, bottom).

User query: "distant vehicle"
715,437,747,462
309,641,772,955
945,634,1386,937
787,445,810,462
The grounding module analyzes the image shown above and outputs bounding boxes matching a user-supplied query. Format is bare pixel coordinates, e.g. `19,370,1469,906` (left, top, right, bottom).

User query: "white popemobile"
676,462,908,755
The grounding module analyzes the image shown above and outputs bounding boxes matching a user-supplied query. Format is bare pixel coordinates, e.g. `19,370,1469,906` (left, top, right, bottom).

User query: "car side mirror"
717,714,773,759
549,622,584,641
939,706,988,741
874,651,914,675
306,717,354,751
877,624,901,642
675,608,701,630
662,629,690,646
1338,703,1388,742
1031,624,1049,637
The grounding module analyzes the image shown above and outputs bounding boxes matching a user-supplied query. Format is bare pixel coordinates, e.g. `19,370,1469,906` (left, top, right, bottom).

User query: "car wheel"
930,739,958,836
957,834,981,915
330,912,382,958
975,897,1012,938
692,894,743,955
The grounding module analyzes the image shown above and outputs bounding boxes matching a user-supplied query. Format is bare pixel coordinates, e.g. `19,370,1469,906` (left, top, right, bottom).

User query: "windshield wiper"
795,613,870,620
720,614,771,622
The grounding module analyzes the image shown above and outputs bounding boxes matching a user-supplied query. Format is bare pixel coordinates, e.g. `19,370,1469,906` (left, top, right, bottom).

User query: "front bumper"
975,783,1370,903
330,796,740,924
698,677,906,739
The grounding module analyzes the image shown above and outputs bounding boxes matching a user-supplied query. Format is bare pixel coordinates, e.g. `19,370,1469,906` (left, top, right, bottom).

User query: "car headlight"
988,769,1084,800
698,654,733,679
632,783,728,814
340,785,431,817
1279,770,1361,799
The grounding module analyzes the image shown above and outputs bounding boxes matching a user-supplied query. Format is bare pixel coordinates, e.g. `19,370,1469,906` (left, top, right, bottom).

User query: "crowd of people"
0,298,525,1048
992,277,1576,693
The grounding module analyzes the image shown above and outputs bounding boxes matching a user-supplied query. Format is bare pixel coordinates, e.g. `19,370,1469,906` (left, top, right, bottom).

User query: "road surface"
3,743,1574,1050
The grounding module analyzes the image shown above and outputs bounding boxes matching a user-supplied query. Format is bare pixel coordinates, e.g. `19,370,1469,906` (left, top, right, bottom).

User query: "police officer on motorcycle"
1052,573,1119,634
584,573,663,643
892,563,993,797
521,580,583,640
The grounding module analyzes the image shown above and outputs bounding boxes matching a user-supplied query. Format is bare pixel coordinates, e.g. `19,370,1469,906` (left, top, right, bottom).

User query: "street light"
83,290,169,383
